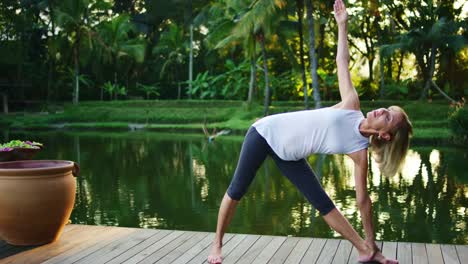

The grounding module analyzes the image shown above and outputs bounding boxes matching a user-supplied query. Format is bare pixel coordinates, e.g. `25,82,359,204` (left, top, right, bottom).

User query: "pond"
3,130,467,244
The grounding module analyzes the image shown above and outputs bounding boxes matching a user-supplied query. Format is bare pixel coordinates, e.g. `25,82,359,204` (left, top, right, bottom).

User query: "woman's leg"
270,155,390,263
208,127,270,264
208,193,238,264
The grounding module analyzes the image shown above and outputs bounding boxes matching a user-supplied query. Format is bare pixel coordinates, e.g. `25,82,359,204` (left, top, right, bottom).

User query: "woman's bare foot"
358,248,399,263
207,242,223,264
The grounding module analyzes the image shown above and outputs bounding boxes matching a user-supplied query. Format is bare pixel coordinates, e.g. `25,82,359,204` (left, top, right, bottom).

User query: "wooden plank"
397,242,412,264
44,227,135,264
155,232,209,264
62,224,77,233
347,246,358,264
73,228,160,264
223,234,260,264
171,232,216,264
440,244,461,264
1,224,466,264
455,245,468,264
45,227,156,264
412,243,428,264
0,245,37,262
106,229,172,264
283,238,312,264
119,230,185,264
0,225,112,264
332,240,352,264
300,238,326,264
381,242,397,260
137,231,197,264
269,237,300,264
253,236,286,264
0,223,77,259
235,235,273,263
425,243,444,264
316,239,340,264
186,233,237,264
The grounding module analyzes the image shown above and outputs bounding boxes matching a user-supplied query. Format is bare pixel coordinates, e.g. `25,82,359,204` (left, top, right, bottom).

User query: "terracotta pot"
0,160,79,246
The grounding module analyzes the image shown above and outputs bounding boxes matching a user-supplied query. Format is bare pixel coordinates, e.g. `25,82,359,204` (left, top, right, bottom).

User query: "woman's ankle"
212,240,222,248
357,241,373,256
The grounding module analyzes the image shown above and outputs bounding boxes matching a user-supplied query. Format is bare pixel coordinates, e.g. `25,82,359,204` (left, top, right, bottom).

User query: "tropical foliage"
0,0,466,110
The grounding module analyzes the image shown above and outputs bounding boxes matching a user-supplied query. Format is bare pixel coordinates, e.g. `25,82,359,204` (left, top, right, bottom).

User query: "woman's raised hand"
333,0,348,25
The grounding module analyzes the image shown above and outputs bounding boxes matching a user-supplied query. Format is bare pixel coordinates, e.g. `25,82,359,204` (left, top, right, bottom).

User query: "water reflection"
7,130,468,244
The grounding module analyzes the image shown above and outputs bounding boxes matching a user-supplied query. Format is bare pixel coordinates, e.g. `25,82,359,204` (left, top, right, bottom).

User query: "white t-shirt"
252,107,369,161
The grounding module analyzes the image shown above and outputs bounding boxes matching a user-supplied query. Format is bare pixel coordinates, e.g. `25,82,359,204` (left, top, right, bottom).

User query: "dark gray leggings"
227,126,336,215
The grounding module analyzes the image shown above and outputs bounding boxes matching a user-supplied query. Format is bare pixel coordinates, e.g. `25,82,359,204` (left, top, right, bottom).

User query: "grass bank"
0,100,457,145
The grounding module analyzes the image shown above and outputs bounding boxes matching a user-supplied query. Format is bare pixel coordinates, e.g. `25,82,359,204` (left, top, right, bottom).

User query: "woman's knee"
226,186,244,201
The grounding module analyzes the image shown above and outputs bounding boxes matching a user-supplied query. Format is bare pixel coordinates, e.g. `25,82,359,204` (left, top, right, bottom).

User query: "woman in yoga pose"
208,0,412,263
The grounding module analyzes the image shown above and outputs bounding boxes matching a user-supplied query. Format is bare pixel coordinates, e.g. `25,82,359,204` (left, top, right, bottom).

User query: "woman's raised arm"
334,0,359,110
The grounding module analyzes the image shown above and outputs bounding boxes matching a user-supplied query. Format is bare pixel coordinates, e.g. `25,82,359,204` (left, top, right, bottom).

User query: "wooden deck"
0,225,466,264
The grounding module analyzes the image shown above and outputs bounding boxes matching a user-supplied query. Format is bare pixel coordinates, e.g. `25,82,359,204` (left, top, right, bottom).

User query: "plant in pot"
0,140,44,162
0,140,79,246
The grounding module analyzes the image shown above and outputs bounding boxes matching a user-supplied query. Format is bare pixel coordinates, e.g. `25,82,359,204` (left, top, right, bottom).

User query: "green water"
5,130,467,244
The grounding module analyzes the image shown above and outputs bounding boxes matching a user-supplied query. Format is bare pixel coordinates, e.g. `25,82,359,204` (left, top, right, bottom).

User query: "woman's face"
366,108,403,136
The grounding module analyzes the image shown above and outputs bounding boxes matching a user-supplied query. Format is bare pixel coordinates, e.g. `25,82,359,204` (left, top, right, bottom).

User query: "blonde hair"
370,106,413,176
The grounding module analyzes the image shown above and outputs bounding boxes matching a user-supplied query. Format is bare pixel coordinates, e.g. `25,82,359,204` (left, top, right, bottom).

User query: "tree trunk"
188,24,193,99
396,52,404,81
430,80,457,103
188,0,193,100
305,0,321,109
260,35,270,116
386,55,392,79
379,55,385,98
47,60,54,103
73,45,80,105
368,56,374,82
248,53,257,104
318,23,326,98
47,1,56,104
318,24,325,65
420,45,436,100
177,83,181,99
114,72,118,100
1,93,8,114
296,0,309,110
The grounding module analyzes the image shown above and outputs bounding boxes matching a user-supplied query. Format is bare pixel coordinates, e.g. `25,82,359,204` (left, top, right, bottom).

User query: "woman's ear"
379,132,391,141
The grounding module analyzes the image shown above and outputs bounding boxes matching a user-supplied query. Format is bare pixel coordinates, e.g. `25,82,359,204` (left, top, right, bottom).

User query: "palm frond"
120,42,146,63
214,35,239,49
205,20,235,48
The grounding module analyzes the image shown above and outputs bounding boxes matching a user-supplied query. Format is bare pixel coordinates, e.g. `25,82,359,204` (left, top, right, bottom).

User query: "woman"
208,0,412,263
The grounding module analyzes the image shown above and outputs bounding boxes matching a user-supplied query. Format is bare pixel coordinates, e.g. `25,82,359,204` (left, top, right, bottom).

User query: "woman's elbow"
336,56,350,64
356,196,371,208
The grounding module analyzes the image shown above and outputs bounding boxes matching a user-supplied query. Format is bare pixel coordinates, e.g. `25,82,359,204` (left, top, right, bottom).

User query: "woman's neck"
359,119,377,138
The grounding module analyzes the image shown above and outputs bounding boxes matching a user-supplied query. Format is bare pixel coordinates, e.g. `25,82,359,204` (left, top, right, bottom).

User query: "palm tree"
381,18,463,102
53,0,110,105
54,0,87,105
96,14,146,99
202,1,258,105
348,4,380,83
188,0,193,99
382,0,465,100
230,0,287,116
153,23,187,99
305,0,321,108
295,0,309,109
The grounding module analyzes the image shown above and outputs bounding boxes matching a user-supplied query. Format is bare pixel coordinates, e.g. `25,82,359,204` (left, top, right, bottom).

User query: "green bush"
448,103,468,139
